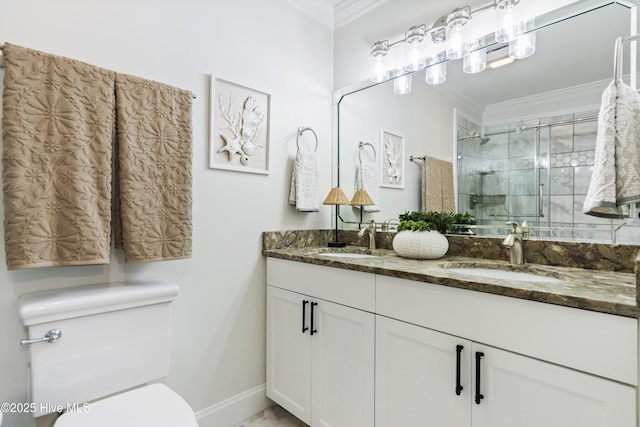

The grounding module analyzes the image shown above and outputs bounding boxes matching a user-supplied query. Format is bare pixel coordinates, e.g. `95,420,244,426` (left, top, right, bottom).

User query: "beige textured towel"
421,156,455,213
2,43,115,269
114,74,193,263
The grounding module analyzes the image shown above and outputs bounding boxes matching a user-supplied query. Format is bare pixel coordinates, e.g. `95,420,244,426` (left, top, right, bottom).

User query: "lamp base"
328,242,346,248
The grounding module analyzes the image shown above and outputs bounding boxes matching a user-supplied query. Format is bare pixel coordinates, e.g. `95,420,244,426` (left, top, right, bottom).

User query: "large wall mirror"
334,0,640,244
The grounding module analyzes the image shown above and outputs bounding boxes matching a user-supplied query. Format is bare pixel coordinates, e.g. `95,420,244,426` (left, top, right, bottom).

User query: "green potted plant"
393,211,475,259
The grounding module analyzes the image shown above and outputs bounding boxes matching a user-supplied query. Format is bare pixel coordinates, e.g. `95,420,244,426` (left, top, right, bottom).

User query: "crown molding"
286,0,388,29
334,0,390,28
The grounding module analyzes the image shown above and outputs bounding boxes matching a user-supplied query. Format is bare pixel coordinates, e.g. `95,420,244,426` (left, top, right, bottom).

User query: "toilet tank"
19,281,180,417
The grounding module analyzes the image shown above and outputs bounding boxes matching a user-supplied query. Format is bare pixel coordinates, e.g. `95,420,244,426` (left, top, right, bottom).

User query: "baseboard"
195,384,272,427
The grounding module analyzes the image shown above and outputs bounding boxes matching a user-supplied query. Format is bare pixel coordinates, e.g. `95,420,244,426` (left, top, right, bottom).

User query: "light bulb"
425,62,446,85
495,0,524,42
445,8,470,60
394,73,412,94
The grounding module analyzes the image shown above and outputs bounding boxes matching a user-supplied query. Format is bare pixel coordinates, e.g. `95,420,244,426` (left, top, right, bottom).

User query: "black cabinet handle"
475,351,485,404
302,300,309,333
455,345,464,396
310,302,318,335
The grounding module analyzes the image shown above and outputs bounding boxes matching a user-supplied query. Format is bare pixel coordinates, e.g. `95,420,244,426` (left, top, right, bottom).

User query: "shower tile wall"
458,112,640,244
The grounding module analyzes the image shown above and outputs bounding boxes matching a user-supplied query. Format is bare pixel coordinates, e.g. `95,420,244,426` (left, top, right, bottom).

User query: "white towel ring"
297,127,318,152
358,141,376,163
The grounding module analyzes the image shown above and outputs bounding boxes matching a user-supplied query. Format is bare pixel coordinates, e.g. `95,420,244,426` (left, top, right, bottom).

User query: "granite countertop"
264,246,639,318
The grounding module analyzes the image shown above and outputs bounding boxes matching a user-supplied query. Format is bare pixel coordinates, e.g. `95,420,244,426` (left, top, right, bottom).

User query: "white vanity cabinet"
377,275,638,427
375,315,472,427
376,315,636,427
266,257,638,427
472,343,636,427
266,258,375,427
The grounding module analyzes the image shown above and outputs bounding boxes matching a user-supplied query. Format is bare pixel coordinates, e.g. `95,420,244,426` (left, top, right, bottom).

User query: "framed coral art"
209,76,271,174
380,129,405,188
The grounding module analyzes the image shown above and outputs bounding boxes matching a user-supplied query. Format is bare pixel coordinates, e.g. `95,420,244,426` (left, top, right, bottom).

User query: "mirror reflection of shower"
456,111,640,243
459,132,490,145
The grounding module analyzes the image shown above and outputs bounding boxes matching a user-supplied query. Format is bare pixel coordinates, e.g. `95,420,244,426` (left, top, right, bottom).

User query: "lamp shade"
350,189,375,206
323,187,351,205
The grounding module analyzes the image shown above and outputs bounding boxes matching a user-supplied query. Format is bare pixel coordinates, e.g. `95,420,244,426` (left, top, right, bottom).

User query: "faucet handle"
505,221,519,233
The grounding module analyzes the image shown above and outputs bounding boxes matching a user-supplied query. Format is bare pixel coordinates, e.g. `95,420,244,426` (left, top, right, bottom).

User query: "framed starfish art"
209,76,271,174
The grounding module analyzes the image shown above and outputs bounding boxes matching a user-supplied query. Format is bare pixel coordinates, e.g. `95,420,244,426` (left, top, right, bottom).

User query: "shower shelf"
469,194,505,208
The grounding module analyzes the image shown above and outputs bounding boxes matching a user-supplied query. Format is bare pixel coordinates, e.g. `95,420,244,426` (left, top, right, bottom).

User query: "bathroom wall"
0,1,333,426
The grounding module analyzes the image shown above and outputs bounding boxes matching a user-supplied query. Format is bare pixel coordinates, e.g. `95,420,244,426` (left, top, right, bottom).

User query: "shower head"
479,136,490,145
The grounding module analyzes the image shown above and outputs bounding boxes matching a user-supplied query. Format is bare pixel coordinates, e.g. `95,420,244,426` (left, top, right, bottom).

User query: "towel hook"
297,127,318,152
358,141,376,164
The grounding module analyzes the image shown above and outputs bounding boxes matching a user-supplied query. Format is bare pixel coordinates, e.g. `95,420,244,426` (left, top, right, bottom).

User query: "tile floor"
233,405,308,427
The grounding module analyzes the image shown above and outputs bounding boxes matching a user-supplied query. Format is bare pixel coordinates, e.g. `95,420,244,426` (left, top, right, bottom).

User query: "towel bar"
296,127,318,152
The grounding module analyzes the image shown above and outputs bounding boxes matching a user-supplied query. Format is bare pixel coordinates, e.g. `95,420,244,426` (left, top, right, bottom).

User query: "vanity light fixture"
370,40,390,83
495,0,524,42
369,0,532,90
509,20,536,59
394,73,412,94
446,7,471,60
425,60,447,85
404,26,427,72
463,40,487,73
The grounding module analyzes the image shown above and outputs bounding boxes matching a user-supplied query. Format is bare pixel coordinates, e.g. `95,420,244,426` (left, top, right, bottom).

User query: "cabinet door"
472,344,636,427
312,299,375,427
266,286,312,424
375,316,471,427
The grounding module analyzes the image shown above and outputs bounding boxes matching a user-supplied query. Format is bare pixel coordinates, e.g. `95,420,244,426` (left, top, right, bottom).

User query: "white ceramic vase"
392,230,449,260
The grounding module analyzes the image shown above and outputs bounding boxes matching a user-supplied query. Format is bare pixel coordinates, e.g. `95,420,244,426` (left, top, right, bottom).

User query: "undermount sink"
318,252,377,259
446,268,563,283
442,262,565,283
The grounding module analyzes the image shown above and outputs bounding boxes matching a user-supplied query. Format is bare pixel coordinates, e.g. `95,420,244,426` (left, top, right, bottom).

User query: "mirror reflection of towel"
355,162,380,212
583,80,640,218
422,156,455,213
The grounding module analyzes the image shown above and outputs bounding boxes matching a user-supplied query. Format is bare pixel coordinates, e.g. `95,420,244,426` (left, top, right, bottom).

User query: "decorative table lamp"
323,187,376,247
323,187,351,247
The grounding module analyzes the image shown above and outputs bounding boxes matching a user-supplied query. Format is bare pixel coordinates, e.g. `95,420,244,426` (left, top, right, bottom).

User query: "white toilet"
19,281,198,426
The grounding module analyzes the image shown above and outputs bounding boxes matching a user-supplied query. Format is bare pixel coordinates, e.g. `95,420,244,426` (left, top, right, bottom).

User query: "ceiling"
286,0,389,28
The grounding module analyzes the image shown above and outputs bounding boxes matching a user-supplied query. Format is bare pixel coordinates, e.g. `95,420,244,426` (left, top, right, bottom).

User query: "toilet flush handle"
20,329,62,346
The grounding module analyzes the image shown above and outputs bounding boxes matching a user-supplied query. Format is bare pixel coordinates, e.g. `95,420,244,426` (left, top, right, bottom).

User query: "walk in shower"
457,112,640,244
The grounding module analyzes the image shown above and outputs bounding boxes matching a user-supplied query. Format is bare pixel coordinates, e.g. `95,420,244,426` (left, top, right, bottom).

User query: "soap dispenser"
521,221,530,238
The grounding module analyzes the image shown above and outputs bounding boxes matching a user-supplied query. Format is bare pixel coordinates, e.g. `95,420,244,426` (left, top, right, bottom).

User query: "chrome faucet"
382,218,399,232
503,221,524,265
359,219,377,250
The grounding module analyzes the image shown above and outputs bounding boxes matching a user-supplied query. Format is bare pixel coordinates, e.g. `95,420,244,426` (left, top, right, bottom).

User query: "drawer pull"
302,300,309,333
310,302,318,335
456,345,464,396
475,351,485,404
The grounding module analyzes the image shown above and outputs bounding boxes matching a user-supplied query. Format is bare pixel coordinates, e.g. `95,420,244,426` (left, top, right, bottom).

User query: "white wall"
0,1,333,426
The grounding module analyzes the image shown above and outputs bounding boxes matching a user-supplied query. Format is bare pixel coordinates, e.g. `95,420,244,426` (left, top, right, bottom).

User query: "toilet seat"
54,384,197,427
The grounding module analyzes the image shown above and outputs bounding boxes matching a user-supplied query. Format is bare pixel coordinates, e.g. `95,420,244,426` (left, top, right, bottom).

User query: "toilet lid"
54,384,197,427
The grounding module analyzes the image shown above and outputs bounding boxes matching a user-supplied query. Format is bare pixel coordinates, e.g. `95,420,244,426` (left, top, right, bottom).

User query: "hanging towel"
114,73,193,262
354,161,380,212
289,150,319,212
583,80,640,218
2,43,115,270
422,156,455,213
